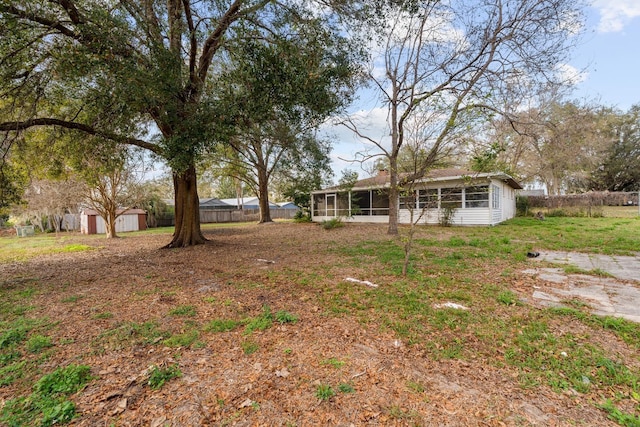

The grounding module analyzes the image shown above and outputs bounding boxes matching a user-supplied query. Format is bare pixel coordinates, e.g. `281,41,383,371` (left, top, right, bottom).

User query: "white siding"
94,214,140,233
312,176,519,226
80,214,89,234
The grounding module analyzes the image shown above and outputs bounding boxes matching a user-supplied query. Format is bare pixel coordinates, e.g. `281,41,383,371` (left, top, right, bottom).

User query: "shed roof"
81,208,146,216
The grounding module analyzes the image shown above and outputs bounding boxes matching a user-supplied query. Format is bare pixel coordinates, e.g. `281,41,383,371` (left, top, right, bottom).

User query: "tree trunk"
105,210,118,239
166,163,206,248
257,167,273,223
387,163,399,235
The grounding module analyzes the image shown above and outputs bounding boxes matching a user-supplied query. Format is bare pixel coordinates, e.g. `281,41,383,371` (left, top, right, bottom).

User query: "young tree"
0,0,368,246
79,148,146,238
342,0,584,234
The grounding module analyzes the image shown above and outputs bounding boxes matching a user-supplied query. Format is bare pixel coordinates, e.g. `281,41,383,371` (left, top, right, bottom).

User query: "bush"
321,218,343,230
293,210,311,223
439,205,456,227
516,195,531,217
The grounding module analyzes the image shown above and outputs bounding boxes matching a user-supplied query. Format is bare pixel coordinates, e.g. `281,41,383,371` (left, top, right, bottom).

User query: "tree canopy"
0,0,368,246
342,0,585,234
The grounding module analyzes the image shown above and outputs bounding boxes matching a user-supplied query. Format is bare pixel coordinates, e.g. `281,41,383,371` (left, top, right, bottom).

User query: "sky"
326,0,640,181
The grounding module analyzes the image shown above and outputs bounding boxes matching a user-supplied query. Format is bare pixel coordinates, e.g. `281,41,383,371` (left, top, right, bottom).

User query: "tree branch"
0,118,161,154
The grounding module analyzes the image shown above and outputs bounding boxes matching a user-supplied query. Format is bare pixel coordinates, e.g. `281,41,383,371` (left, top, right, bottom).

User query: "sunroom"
311,168,522,226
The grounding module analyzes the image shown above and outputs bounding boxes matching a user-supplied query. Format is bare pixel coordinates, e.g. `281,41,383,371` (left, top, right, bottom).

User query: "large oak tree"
0,0,367,246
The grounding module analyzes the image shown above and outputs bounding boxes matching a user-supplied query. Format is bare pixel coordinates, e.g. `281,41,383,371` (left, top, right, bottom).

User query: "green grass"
315,383,335,400
204,319,243,333
148,364,182,390
241,340,259,355
0,235,97,263
0,364,93,426
169,305,197,317
162,330,199,348
26,335,53,353
91,321,171,352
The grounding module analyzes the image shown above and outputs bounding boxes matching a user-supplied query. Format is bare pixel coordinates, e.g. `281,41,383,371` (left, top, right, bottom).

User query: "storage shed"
311,168,522,226
80,209,147,235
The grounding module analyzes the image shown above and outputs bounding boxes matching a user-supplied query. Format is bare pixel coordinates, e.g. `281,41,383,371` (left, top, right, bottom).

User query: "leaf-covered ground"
1,222,638,426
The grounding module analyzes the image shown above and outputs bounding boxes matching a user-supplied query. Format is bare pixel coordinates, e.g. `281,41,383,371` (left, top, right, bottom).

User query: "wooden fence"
157,208,299,226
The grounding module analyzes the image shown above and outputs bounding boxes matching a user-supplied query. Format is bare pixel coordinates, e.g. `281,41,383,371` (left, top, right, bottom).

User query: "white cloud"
592,0,640,33
555,63,588,85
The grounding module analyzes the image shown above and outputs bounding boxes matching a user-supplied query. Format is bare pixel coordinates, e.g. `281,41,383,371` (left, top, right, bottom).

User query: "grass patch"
321,218,344,230
338,383,355,393
59,244,92,253
92,321,171,352
321,357,346,369
148,364,182,390
204,319,243,333
599,399,640,427
169,305,197,317
497,290,519,305
241,340,259,355
0,235,97,263
0,364,93,426
275,310,298,324
26,335,53,353
92,312,113,320
315,383,335,400
162,330,199,348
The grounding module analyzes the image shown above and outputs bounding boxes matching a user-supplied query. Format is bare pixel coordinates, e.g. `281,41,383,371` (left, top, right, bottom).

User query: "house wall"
312,177,518,226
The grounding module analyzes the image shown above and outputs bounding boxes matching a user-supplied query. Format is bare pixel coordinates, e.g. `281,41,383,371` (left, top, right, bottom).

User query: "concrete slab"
523,251,640,323
536,251,640,283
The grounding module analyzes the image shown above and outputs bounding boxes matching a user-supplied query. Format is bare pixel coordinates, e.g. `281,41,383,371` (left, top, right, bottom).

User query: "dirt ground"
0,223,629,426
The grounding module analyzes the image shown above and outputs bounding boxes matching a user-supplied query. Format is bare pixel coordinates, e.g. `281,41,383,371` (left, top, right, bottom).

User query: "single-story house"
198,197,231,210
219,197,280,210
80,208,147,235
276,201,300,210
311,168,523,226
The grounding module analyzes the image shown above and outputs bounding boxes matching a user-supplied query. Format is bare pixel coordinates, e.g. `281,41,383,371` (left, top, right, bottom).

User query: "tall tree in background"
342,0,584,234
18,177,85,232
0,0,367,246
217,30,355,223
591,105,640,192
480,100,614,194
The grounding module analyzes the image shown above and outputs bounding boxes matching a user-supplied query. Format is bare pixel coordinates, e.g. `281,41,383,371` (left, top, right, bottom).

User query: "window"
492,185,500,209
418,189,439,209
399,189,416,210
441,187,462,209
465,185,489,208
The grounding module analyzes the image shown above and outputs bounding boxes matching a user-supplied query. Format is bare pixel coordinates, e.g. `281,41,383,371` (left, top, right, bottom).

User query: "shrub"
516,195,530,217
293,210,311,223
321,218,343,230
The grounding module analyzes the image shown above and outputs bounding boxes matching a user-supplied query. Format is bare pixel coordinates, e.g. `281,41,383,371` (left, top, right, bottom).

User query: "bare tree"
342,0,584,234
19,178,85,232
80,148,146,238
